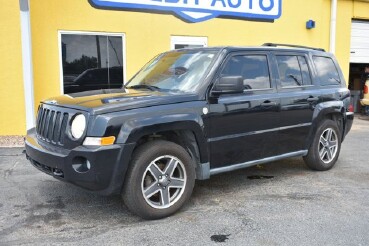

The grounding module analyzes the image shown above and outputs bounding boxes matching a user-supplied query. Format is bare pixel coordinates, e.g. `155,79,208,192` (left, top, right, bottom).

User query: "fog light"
72,157,91,173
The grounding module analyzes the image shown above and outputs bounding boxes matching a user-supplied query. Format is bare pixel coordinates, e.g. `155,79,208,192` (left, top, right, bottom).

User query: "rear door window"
312,56,341,85
276,55,312,87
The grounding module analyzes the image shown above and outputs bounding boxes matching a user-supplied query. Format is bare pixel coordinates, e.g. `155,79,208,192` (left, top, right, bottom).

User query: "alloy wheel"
141,155,187,209
318,128,338,164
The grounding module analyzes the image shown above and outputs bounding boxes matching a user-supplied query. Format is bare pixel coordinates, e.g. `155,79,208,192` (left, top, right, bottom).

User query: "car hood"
42,89,199,115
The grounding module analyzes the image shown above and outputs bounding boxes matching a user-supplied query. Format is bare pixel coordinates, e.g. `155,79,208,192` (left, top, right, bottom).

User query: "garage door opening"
348,63,368,113
349,20,369,113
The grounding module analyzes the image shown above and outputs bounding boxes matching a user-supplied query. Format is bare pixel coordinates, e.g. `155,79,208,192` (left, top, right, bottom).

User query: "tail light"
364,85,369,94
348,104,354,112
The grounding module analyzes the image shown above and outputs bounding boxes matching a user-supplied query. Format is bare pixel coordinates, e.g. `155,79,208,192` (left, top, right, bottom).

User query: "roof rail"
262,43,325,52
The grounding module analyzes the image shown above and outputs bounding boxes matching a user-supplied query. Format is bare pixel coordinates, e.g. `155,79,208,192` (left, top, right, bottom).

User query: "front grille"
36,106,69,145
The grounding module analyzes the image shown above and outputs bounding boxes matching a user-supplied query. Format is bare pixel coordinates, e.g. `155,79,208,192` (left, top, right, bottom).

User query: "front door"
207,52,280,169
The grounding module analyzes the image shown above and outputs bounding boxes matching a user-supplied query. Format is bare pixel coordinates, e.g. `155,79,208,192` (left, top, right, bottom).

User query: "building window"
60,32,125,94
170,36,207,50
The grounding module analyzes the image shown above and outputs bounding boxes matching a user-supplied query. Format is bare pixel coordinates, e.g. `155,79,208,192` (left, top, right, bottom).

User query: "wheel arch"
115,113,210,179
305,101,346,150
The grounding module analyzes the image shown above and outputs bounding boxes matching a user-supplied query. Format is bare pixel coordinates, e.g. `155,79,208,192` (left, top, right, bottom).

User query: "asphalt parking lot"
1,118,369,245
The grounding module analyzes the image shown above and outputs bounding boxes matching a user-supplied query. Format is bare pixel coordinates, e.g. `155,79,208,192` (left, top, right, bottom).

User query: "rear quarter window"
312,56,341,86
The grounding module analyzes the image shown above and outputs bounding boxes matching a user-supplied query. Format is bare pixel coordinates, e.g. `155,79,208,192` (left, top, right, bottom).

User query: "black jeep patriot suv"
26,44,354,219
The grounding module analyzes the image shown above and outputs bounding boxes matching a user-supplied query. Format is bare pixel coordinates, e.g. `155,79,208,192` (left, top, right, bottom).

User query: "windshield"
126,50,218,93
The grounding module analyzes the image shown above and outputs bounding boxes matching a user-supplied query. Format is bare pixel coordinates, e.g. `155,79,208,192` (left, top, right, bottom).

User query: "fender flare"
116,113,209,163
304,101,345,149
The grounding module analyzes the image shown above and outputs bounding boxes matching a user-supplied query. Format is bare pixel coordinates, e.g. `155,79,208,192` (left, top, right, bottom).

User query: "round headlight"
71,114,86,139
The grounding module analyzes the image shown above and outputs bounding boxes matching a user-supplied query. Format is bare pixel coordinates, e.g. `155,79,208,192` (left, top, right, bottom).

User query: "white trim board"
20,0,35,130
170,36,208,50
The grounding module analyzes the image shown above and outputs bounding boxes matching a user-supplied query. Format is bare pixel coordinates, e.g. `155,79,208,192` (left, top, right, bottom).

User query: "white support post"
330,0,337,54
19,0,35,130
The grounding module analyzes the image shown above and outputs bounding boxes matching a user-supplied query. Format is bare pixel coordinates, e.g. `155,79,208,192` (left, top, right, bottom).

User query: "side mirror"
212,76,244,95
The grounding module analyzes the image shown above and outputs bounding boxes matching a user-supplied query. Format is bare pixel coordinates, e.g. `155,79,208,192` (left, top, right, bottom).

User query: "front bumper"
25,128,135,195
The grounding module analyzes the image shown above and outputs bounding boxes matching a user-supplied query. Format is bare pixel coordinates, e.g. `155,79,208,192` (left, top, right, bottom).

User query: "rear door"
207,51,281,169
273,52,319,154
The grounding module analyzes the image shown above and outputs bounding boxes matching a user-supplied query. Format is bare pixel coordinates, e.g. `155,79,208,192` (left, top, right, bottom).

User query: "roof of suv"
175,45,329,56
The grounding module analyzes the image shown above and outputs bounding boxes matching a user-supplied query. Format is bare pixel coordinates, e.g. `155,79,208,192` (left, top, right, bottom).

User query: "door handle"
261,101,277,107
307,97,319,102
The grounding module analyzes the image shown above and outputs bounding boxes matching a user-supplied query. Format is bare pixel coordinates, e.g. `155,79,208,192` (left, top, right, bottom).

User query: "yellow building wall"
336,0,354,83
0,2,26,135
337,0,369,83
353,0,369,19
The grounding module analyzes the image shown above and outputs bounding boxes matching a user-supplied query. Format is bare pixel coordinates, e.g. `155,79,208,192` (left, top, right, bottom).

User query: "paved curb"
0,136,25,148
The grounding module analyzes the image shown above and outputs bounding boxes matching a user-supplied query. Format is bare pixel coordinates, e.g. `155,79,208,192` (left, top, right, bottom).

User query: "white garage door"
350,20,369,63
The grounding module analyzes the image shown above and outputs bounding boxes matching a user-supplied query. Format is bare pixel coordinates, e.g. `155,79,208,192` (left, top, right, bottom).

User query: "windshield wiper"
126,84,160,91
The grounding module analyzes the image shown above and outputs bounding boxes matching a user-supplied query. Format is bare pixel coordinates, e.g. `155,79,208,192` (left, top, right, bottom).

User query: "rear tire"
122,140,195,220
303,120,341,171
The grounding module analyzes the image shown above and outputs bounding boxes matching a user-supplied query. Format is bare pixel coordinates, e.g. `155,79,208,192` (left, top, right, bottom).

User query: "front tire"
122,140,195,220
303,119,341,171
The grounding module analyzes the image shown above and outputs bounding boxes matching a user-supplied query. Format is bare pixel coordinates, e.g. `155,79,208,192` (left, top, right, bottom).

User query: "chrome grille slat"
36,106,42,134
47,111,56,141
52,112,62,143
42,109,50,138
37,108,46,135
43,110,51,140
59,113,69,144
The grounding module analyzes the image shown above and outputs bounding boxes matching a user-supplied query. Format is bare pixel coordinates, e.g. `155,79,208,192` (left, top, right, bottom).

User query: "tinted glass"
298,56,312,85
128,50,218,93
61,34,124,94
276,56,303,87
221,55,271,90
313,56,341,85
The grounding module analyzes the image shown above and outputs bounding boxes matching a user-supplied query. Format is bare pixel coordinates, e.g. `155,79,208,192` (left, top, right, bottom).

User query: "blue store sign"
89,0,282,23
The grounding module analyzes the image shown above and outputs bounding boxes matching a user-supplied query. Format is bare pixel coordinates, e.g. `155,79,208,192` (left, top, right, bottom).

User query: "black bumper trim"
27,155,64,178
25,128,136,195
